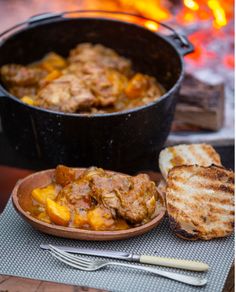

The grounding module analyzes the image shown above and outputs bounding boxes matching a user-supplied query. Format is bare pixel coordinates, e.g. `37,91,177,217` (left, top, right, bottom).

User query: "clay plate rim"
12,168,166,240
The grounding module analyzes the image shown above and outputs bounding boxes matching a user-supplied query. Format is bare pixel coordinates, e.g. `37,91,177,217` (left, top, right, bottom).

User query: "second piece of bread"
159,144,222,179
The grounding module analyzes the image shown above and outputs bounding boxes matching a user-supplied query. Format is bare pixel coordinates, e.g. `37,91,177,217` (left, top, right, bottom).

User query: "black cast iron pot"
0,11,194,173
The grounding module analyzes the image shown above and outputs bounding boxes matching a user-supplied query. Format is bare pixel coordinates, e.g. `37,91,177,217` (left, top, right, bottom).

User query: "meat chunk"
85,168,157,224
68,43,132,76
9,86,38,98
123,174,158,222
0,64,48,99
56,178,94,211
64,64,128,108
55,165,76,187
0,64,47,87
64,43,131,109
37,74,96,112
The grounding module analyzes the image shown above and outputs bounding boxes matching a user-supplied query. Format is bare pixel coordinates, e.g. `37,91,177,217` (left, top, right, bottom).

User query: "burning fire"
183,0,228,28
119,0,170,21
184,0,199,11
118,0,231,30
113,0,234,81
8,0,232,78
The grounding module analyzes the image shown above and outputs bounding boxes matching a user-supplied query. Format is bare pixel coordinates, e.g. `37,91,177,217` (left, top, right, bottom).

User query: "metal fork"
48,245,207,286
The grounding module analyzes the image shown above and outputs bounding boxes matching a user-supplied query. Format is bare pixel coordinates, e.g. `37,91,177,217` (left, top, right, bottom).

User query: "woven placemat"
0,200,234,292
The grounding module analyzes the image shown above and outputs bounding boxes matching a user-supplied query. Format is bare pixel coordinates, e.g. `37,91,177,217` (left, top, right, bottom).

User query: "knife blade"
40,244,209,271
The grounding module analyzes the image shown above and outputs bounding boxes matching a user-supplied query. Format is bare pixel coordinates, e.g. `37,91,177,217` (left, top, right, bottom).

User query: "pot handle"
0,10,194,56
164,34,194,56
0,12,63,40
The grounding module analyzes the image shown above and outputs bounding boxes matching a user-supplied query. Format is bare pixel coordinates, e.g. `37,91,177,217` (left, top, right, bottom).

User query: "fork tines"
48,245,94,270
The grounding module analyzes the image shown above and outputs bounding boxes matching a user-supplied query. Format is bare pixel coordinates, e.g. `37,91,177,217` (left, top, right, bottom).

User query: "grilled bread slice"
166,165,234,240
159,144,222,179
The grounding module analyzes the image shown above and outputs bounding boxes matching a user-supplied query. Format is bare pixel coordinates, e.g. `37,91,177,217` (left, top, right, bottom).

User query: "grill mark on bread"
197,171,233,182
168,182,234,206
189,144,203,164
159,144,222,180
166,164,234,240
169,147,185,167
208,183,234,194
202,144,221,164
170,200,234,220
169,179,234,198
207,204,234,214
169,165,234,187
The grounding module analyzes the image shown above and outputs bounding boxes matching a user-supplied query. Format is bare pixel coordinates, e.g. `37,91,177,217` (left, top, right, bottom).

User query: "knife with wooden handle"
40,244,209,271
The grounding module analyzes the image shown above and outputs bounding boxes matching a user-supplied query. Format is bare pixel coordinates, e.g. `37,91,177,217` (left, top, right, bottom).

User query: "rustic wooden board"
173,74,225,131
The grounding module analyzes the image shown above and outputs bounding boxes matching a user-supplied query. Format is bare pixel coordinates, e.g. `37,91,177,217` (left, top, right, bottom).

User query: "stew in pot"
0,43,165,114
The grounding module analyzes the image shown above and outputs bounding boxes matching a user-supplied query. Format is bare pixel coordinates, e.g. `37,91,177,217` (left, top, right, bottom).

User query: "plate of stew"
12,165,166,240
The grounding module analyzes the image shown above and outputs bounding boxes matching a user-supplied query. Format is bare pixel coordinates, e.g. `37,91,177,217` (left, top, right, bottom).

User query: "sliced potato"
125,73,150,99
21,96,35,106
114,219,129,230
87,207,114,231
46,198,71,226
31,184,56,205
73,211,90,228
41,52,67,71
41,70,61,86
37,212,51,224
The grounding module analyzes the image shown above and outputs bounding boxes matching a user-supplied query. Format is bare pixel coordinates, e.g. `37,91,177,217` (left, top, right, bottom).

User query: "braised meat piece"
9,86,38,98
37,74,96,112
0,64,48,100
56,177,94,211
0,64,47,87
55,165,76,187
83,168,157,224
65,64,128,108
66,43,131,108
64,43,131,109
68,43,132,76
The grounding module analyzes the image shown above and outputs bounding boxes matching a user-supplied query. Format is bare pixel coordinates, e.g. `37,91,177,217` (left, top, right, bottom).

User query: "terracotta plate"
12,168,166,241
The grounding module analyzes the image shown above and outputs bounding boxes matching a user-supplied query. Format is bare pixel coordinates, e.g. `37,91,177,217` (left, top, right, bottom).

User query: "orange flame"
118,0,170,21
184,0,199,11
144,20,159,31
207,0,227,28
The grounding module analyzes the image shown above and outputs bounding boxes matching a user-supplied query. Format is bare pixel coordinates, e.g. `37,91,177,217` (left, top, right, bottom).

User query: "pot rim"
0,16,184,118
